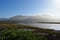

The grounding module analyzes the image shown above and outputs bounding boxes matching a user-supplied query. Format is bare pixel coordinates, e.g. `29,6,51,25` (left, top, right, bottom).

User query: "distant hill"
0,18,9,21
0,15,60,23
10,15,28,20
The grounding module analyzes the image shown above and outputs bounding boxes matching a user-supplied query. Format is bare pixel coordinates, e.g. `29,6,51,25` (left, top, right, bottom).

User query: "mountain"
10,15,29,21
0,18,9,21
0,15,60,23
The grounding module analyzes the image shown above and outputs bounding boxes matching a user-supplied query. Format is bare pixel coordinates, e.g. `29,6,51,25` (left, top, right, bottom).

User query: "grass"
0,22,60,40
0,29,47,40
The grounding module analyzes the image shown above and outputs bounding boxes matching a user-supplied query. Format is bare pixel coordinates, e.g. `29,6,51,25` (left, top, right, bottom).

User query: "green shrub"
0,29,47,40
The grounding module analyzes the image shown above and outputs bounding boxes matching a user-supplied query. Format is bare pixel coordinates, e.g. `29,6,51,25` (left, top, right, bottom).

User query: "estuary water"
19,23,60,30
28,23,60,30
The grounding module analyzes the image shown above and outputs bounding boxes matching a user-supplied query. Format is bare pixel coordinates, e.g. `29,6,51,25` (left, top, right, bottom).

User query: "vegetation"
0,22,60,40
0,29,47,40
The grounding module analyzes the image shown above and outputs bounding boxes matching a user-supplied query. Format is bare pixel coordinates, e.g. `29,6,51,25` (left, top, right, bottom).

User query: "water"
18,23,60,30
26,23,60,30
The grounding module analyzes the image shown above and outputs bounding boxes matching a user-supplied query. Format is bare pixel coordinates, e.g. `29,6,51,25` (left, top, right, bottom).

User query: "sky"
0,0,60,18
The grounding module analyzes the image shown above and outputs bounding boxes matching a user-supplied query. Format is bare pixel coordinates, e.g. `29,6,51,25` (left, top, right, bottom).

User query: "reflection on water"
27,23,60,30
19,23,60,30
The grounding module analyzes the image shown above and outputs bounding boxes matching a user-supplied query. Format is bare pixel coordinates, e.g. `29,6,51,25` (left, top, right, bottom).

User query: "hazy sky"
0,0,60,18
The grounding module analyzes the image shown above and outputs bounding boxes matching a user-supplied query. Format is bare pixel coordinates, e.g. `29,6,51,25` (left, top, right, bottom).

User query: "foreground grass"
0,29,47,40
0,23,47,40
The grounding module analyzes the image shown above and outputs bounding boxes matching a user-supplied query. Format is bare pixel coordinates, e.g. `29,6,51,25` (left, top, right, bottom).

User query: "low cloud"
10,15,60,22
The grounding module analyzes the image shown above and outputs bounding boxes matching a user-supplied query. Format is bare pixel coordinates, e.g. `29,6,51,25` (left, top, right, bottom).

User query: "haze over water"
28,23,60,30
19,22,60,30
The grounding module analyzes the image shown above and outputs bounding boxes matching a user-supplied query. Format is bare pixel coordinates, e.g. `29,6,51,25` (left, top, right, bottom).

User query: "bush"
0,29,47,40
